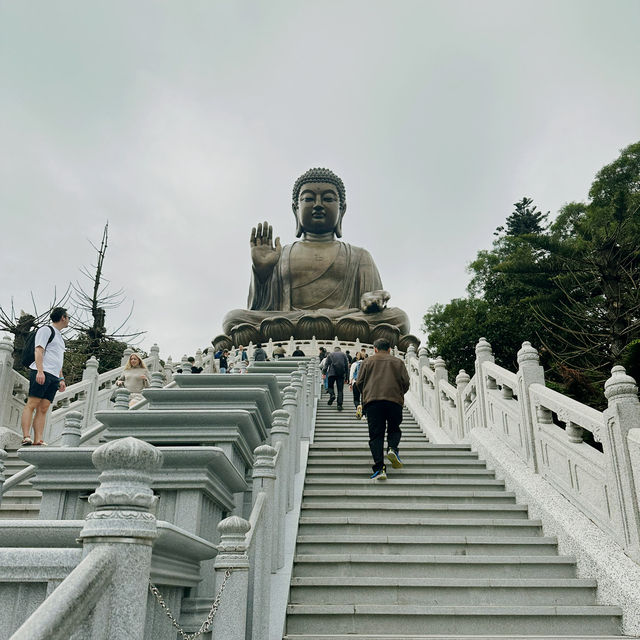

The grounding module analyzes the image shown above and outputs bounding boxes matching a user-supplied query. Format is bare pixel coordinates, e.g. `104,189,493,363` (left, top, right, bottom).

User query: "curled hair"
292,168,346,212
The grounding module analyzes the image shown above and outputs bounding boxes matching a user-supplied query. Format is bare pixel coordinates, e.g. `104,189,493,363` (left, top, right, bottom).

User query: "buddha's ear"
335,203,346,238
293,202,303,238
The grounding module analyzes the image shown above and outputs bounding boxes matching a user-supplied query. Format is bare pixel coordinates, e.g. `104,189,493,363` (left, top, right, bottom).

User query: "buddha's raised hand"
250,221,282,282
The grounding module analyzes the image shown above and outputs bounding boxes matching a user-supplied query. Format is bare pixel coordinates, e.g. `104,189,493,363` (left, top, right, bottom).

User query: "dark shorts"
28,370,60,403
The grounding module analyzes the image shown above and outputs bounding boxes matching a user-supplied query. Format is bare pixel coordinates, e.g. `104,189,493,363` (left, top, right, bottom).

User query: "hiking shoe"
355,404,363,419
370,467,387,481
327,395,335,406
337,404,343,411
386,449,403,469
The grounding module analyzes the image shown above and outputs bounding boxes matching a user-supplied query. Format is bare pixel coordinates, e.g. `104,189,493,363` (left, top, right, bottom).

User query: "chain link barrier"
149,568,232,639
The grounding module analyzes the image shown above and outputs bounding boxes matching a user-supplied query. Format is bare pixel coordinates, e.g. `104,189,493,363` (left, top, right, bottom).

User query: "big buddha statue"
216,168,419,351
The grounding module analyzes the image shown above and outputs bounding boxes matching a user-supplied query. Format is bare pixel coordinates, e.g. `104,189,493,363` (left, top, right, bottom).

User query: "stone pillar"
0,448,6,506
455,370,470,440
60,410,83,447
164,357,174,381
180,355,191,374
80,356,99,429
0,335,15,432
113,388,130,410
210,516,251,640
516,342,545,472
249,445,276,639
195,348,203,368
474,337,495,430
291,371,305,440
433,356,448,433
270,409,290,569
418,346,430,407
283,385,299,500
150,371,164,389
121,347,133,367
603,366,640,562
79,437,163,640
149,343,160,372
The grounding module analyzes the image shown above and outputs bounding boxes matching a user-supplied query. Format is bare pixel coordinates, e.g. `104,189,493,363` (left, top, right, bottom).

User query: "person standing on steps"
349,351,364,417
322,346,349,411
20,307,70,446
356,337,410,480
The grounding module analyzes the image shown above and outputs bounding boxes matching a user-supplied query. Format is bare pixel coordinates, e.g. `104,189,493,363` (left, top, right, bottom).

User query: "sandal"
21,437,33,446
33,441,47,446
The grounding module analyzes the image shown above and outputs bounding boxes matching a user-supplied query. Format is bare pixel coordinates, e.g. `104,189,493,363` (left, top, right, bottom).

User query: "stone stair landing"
0,448,40,519
283,391,625,639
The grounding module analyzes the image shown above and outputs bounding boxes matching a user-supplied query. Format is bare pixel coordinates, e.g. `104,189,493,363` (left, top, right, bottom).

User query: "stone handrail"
9,546,116,640
405,340,640,565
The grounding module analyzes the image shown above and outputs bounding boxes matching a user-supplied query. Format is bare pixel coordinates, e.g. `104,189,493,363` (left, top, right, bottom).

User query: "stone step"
284,605,622,636
0,502,40,518
295,535,559,556
288,576,598,606
297,517,543,537
302,489,516,505
309,443,471,450
292,554,577,579
304,468,496,479
304,477,507,491
285,635,629,640
307,449,478,459
299,503,529,520
306,458,488,468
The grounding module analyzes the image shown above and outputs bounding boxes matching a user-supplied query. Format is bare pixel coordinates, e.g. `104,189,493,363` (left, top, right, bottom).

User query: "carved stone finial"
418,346,429,359
271,409,291,435
406,344,416,359
517,341,540,365
217,516,251,553
433,356,447,371
92,436,163,475
150,371,164,389
150,343,160,355
283,385,298,403
604,365,639,402
114,387,130,410
475,337,493,357
85,356,99,370
0,335,14,352
456,370,471,387
60,410,83,446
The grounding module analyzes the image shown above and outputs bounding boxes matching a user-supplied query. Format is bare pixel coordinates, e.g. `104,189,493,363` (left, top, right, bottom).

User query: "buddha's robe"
223,240,410,335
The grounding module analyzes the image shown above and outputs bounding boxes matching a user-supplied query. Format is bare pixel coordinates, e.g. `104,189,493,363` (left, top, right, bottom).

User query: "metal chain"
149,568,232,640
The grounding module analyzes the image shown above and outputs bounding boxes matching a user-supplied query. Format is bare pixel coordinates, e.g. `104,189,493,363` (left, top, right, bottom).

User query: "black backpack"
20,326,55,367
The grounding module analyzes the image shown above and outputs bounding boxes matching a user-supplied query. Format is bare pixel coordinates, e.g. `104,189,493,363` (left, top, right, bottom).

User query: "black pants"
327,376,345,406
366,400,403,472
352,384,361,408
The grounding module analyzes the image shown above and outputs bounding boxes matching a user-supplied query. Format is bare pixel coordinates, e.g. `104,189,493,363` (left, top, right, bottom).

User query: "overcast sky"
1,0,639,362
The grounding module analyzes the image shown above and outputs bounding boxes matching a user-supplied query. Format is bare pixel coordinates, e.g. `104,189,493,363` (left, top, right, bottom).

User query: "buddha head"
292,168,347,238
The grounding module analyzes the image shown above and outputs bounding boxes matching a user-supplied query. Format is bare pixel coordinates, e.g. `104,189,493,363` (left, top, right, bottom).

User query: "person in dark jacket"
253,343,268,361
322,346,349,411
292,345,306,356
356,338,410,480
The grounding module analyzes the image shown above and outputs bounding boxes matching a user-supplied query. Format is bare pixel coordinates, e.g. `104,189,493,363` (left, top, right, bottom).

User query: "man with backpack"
20,307,70,446
322,346,349,411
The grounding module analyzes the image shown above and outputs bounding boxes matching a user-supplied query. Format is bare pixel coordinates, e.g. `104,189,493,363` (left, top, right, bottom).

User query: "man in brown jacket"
356,338,410,480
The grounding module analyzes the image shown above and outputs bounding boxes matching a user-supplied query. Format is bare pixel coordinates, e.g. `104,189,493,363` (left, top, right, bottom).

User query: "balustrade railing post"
418,346,430,407
249,444,277,639
60,410,83,446
0,448,6,506
121,347,133,367
113,387,130,410
78,437,163,640
455,370,470,440
291,371,306,440
433,356,449,434
164,356,174,381
474,337,495,430
602,366,640,562
516,341,545,472
211,516,251,640
0,335,16,432
180,355,191,374
149,343,160,372
150,371,164,389
81,356,100,429
270,409,291,569
283,385,300,498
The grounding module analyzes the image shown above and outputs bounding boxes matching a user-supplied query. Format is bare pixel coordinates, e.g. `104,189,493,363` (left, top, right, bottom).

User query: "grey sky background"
1,1,639,362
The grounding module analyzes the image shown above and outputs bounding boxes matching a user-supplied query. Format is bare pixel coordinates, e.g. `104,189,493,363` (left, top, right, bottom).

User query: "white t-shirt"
29,325,65,376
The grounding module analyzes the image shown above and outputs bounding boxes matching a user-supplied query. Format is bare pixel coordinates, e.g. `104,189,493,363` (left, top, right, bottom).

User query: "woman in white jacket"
349,352,364,417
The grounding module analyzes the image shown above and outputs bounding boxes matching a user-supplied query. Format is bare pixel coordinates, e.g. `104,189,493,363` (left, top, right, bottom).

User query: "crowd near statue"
214,168,419,351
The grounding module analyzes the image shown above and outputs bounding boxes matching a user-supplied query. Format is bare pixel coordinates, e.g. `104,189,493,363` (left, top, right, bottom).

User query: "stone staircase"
284,390,625,639
0,448,40,519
